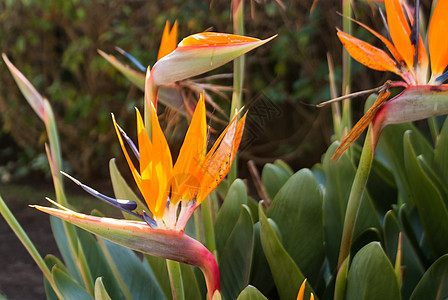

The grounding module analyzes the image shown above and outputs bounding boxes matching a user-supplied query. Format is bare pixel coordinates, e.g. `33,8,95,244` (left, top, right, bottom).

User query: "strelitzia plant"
324,0,448,287
32,93,246,299
333,0,448,157
100,21,275,122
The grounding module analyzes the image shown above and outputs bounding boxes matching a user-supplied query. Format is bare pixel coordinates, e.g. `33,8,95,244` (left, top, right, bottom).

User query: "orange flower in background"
332,0,448,158
297,279,314,300
157,21,178,61
338,0,448,85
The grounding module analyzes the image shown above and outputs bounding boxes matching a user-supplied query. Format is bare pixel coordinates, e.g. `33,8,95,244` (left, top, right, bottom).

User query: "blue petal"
435,70,448,84
115,47,147,72
62,171,141,219
142,211,158,228
115,121,140,161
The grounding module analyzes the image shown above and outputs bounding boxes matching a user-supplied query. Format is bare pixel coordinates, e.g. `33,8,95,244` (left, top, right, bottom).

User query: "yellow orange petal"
157,21,178,61
179,32,260,47
428,0,448,76
171,93,207,204
135,110,156,214
198,113,246,202
332,89,390,160
384,0,414,69
296,279,306,300
344,16,406,66
149,103,173,217
337,31,401,74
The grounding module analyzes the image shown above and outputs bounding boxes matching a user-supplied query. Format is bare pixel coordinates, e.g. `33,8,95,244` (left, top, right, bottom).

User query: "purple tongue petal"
114,121,140,161
62,171,140,217
436,70,448,84
142,211,158,228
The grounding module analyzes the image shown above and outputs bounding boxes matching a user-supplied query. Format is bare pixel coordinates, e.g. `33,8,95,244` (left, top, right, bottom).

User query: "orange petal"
296,279,306,300
384,0,414,69
179,32,260,47
171,93,207,204
135,110,157,214
198,112,246,202
428,0,448,76
337,31,401,74
332,89,390,160
149,103,173,217
343,16,406,66
157,21,178,61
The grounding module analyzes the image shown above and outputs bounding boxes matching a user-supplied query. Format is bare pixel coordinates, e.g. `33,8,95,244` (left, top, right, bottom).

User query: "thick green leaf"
383,210,424,299
433,117,448,185
261,163,291,200
215,179,248,256
273,159,294,176
259,204,313,300
52,266,94,300
346,242,401,300
249,222,276,298
322,142,355,270
180,263,202,300
267,168,324,284
44,255,65,300
410,254,448,300
144,255,173,300
76,229,122,300
104,240,165,300
94,277,112,300
109,159,147,221
220,205,254,300
378,123,433,204
418,156,448,201
50,216,83,283
236,286,268,300
403,131,448,258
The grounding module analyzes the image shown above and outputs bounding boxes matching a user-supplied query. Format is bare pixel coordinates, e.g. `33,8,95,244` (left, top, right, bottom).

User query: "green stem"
0,195,63,300
341,0,352,134
337,125,375,269
334,256,349,300
228,0,245,183
193,209,203,244
166,260,185,300
202,195,217,256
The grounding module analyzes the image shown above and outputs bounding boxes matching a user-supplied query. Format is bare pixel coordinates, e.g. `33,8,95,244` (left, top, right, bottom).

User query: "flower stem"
167,260,185,300
228,0,245,183
334,256,348,300
337,125,375,269
202,194,217,256
341,0,353,135
0,195,63,299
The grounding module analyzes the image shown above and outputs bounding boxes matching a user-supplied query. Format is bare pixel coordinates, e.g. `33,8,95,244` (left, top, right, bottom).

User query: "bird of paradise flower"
326,0,448,158
32,93,246,299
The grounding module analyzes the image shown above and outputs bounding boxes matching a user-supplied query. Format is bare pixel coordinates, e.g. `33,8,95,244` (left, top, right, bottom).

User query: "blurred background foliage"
0,0,406,182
